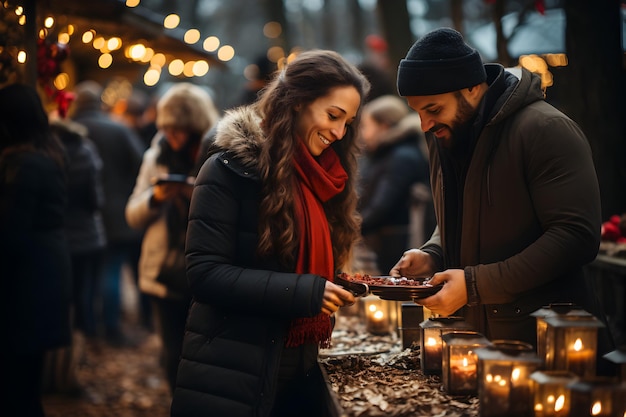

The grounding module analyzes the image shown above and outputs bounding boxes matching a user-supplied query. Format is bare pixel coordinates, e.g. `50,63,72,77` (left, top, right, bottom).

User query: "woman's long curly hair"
254,49,370,271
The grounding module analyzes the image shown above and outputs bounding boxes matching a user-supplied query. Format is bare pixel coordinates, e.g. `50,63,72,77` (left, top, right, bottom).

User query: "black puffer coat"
171,107,327,417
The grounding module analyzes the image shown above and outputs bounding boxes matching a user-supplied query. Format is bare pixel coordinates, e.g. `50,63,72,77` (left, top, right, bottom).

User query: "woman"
357,95,432,274
125,82,220,392
0,83,72,417
170,50,370,417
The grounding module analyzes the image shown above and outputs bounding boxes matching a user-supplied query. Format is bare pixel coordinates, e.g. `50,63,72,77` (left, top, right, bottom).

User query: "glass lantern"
419,316,473,375
602,347,626,383
400,303,424,349
362,295,393,335
529,370,579,417
544,315,605,377
567,377,626,417
442,331,492,395
531,303,592,368
476,340,543,417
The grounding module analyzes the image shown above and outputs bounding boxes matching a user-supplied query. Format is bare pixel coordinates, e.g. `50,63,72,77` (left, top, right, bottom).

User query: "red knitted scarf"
285,140,347,348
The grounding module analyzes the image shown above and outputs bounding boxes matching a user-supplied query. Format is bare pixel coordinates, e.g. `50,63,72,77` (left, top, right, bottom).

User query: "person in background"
0,83,72,417
119,89,159,150
170,49,369,417
357,95,432,275
391,28,608,358
36,119,107,397
125,82,220,392
70,80,146,346
358,34,396,102
51,119,107,340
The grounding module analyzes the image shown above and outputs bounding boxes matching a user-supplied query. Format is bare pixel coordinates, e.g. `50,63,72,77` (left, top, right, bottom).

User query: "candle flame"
462,357,468,367
368,305,377,312
574,338,583,352
591,401,602,416
511,367,521,381
554,395,565,412
373,310,384,320
426,337,437,346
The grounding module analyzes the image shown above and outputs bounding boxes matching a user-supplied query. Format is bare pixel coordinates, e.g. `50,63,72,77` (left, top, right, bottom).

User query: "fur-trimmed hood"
213,105,265,170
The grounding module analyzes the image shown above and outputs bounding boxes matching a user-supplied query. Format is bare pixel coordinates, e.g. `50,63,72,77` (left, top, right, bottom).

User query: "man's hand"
413,269,467,316
389,249,436,278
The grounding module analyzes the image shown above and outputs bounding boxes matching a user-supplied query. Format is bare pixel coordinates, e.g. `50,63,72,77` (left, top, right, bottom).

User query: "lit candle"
530,371,577,417
366,305,389,335
483,367,511,414
424,336,442,370
450,354,478,392
567,338,594,377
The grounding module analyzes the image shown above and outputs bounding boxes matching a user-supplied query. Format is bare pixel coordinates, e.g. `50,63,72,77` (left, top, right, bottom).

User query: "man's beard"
429,92,476,148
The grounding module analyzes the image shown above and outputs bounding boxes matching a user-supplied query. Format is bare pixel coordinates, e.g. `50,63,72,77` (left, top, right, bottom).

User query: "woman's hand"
389,249,436,279
321,281,356,316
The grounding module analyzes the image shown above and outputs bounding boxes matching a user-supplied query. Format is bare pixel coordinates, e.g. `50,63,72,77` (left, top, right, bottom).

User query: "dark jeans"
150,296,190,392
71,249,105,337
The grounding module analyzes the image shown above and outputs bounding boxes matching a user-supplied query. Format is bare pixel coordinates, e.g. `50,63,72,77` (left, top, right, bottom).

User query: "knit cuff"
464,269,480,307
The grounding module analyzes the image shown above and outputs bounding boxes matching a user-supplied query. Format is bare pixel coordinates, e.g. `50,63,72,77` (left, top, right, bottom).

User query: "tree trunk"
563,0,626,220
376,0,414,87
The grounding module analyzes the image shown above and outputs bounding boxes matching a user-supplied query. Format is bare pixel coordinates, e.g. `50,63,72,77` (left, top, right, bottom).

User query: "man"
391,28,605,349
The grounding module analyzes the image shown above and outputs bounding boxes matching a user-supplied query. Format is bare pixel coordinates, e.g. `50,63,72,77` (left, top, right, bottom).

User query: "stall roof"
35,0,225,68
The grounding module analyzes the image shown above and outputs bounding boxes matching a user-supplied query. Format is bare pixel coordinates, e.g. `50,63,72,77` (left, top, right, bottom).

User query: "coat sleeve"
185,155,326,319
125,146,163,230
472,108,602,304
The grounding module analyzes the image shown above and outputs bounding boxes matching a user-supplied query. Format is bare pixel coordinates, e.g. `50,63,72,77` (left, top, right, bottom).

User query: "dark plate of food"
336,272,443,301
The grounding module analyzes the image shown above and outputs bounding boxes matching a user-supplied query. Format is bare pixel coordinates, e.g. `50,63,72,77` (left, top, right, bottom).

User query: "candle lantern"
476,340,543,417
529,370,579,417
531,303,592,368
363,295,392,335
442,331,492,395
567,377,626,417
400,303,424,349
419,316,473,375
602,347,626,383
544,315,604,377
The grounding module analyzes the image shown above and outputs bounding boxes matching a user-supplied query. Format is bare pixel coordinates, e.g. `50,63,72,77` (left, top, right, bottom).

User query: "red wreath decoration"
37,37,75,118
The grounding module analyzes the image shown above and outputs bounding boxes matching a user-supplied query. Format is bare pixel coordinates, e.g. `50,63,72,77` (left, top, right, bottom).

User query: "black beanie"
397,28,486,96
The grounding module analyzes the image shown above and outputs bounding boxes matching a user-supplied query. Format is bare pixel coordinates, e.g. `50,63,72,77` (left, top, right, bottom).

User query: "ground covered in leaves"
42,323,171,417
319,314,479,417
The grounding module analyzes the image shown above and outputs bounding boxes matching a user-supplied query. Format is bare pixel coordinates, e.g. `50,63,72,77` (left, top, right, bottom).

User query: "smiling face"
406,87,482,146
295,86,362,156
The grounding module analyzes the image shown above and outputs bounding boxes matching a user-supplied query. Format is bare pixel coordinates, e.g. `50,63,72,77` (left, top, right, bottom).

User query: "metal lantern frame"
529,370,579,417
419,316,473,375
531,303,592,367
441,331,492,395
544,315,604,377
567,377,626,417
476,340,543,417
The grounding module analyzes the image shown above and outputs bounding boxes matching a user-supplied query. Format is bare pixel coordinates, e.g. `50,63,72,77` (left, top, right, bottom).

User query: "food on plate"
337,272,430,287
